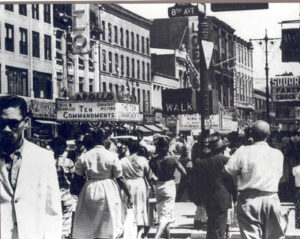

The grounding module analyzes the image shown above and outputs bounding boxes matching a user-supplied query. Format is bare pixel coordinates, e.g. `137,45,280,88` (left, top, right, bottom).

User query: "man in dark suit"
197,133,237,239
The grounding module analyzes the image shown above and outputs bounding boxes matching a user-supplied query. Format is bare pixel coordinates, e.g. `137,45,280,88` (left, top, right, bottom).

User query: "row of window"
236,76,253,103
4,23,52,60
102,82,151,112
102,49,150,81
4,4,51,24
236,45,253,68
101,21,150,56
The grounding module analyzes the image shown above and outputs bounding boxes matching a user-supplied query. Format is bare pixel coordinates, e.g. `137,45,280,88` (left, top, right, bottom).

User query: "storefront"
30,99,57,147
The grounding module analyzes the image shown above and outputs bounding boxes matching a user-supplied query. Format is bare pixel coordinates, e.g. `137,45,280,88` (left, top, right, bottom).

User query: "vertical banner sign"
281,28,300,62
72,5,90,54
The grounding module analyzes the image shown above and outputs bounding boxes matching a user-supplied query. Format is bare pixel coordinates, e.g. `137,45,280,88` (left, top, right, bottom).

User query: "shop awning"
34,119,61,125
136,125,152,133
155,124,169,131
145,124,163,133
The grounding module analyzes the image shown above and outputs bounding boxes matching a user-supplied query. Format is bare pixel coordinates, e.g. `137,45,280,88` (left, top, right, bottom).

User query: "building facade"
253,88,276,124
96,4,152,113
233,36,254,128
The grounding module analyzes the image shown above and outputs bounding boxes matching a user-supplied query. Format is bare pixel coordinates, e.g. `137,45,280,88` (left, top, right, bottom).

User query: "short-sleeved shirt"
149,154,178,181
225,141,283,192
121,153,149,179
75,145,122,180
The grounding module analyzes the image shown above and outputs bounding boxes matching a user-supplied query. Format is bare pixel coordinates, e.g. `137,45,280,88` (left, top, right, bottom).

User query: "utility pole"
250,29,280,123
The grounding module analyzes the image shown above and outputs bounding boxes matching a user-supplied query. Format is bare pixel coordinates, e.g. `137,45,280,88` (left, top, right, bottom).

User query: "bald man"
225,120,285,239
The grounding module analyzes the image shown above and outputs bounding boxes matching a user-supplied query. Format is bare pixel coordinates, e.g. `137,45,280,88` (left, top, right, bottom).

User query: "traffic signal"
281,28,300,62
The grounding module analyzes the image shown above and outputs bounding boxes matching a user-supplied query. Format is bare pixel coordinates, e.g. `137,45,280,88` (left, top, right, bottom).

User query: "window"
115,53,119,74
131,58,135,79
131,32,134,50
101,21,105,41
6,66,28,96
109,83,113,92
147,91,150,112
32,4,39,20
147,63,150,81
102,49,106,71
137,60,140,80
89,79,93,92
102,82,107,92
5,24,14,52
121,55,124,76
120,28,124,47
108,51,112,73
33,71,52,99
32,31,40,58
146,38,150,55
142,90,145,112
19,4,27,16
44,4,51,23
19,28,28,55
136,34,139,52
141,36,145,54
5,4,14,11
126,57,130,77
115,84,119,95
44,35,51,60
108,23,112,43
79,77,84,92
142,61,145,80
126,30,129,48
114,26,118,44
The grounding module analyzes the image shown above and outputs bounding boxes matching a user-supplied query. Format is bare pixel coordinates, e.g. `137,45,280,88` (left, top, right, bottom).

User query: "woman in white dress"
121,139,151,239
72,130,132,239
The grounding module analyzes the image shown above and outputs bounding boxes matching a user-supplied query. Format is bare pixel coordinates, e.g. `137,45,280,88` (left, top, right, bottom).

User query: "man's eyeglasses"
0,119,23,131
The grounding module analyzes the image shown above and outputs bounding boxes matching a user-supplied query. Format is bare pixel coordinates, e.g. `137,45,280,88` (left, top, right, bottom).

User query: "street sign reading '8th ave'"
168,4,199,18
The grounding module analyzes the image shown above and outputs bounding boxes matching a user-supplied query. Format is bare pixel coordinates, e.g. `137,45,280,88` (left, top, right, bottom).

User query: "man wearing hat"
225,120,285,239
196,133,237,239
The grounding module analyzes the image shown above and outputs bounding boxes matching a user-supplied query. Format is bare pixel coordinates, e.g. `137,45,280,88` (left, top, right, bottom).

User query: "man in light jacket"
0,95,62,239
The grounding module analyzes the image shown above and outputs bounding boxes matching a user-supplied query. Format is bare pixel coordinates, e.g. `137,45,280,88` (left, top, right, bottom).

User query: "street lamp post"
250,29,280,123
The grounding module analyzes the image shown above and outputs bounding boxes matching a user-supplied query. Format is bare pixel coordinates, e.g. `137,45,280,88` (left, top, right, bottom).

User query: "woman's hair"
127,139,140,154
49,137,67,151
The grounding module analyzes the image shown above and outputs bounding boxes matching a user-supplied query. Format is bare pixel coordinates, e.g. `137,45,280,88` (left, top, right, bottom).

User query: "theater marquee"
56,101,142,122
271,76,300,102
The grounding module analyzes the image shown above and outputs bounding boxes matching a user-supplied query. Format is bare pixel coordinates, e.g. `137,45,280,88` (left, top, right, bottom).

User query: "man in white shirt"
225,120,285,239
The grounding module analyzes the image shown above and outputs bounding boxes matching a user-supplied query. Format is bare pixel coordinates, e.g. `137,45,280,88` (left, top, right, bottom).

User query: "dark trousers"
206,206,228,239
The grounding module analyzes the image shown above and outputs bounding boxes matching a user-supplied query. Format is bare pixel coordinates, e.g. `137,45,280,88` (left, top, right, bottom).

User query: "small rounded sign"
73,34,87,49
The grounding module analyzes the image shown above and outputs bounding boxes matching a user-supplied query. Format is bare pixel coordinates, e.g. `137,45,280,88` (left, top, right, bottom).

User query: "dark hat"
208,134,226,156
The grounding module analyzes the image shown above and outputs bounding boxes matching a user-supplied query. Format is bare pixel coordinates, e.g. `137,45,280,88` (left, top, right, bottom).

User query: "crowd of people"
0,95,299,239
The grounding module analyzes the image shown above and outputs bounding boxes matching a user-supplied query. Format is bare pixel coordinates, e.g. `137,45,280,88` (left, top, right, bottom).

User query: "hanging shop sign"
56,101,142,122
178,114,220,131
222,118,238,131
162,88,198,115
271,76,300,102
143,115,155,124
31,100,56,119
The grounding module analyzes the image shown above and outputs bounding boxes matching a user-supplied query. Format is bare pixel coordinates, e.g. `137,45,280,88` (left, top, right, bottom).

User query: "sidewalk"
146,202,300,239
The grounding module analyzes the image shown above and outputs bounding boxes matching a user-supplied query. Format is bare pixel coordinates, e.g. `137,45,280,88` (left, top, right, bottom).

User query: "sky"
120,3,300,89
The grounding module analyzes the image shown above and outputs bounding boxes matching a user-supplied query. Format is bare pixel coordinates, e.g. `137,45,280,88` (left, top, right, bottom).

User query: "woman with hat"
149,137,186,239
196,133,237,239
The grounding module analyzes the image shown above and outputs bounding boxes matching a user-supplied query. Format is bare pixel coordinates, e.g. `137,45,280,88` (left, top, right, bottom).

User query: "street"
144,202,300,239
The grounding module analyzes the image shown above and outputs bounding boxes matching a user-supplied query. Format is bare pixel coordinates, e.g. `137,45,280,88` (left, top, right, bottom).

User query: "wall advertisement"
56,101,142,122
178,114,220,131
271,76,300,102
